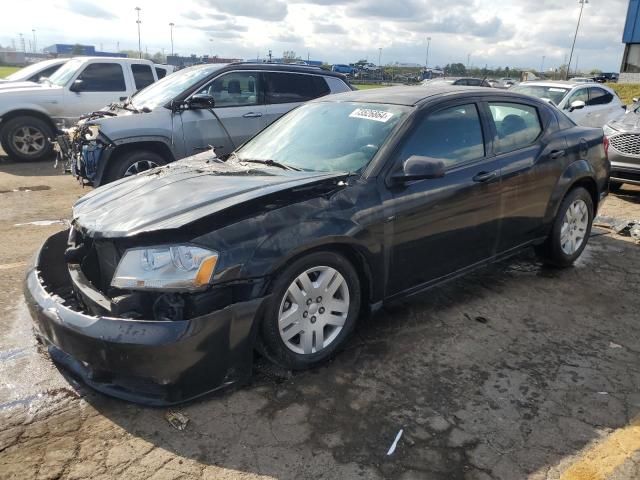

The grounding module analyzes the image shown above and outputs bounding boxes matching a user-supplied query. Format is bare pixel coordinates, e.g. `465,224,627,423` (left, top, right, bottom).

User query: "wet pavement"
1,157,639,479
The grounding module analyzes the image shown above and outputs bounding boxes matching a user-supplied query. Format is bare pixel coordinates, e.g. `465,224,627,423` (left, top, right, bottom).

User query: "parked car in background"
0,58,67,84
595,73,619,83
604,104,640,191
422,77,491,87
498,78,517,88
0,57,160,161
511,81,624,128
56,63,353,186
26,85,609,405
361,63,380,72
569,77,596,83
153,64,176,79
331,64,356,75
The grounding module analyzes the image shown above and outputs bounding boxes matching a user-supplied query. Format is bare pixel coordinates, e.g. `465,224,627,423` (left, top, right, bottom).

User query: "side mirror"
392,155,446,183
69,79,84,92
633,97,639,103
187,94,215,110
569,100,586,112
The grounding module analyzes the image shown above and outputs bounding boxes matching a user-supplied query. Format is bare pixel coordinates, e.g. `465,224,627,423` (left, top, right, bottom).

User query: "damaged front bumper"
54,124,114,186
24,230,269,406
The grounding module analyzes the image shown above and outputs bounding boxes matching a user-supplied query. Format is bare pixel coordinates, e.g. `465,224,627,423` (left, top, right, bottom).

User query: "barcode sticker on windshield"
349,108,394,122
549,88,566,92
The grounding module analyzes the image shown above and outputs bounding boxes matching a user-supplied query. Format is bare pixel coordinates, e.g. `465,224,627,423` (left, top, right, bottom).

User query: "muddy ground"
0,157,639,480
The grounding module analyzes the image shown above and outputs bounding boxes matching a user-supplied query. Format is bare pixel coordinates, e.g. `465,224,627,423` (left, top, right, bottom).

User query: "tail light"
603,135,609,158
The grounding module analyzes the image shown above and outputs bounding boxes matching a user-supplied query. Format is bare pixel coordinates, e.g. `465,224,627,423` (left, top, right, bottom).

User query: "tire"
104,150,167,184
0,115,54,161
260,251,361,370
536,187,594,268
609,181,623,193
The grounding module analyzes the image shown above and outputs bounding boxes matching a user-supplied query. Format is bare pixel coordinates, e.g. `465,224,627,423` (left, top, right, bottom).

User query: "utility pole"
540,55,545,74
378,47,382,80
567,0,587,80
135,6,142,59
467,53,471,69
169,22,175,56
32,29,36,53
425,36,431,69
268,49,272,62
18,33,25,52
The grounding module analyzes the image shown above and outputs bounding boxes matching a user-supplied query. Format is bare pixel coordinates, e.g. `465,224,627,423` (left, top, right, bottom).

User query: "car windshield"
131,65,223,110
6,61,56,81
511,85,570,105
47,58,84,86
236,102,410,173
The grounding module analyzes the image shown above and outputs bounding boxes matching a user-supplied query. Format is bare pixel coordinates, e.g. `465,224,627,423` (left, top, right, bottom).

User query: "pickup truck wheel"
0,116,53,161
536,187,593,268
260,251,361,370
105,150,167,183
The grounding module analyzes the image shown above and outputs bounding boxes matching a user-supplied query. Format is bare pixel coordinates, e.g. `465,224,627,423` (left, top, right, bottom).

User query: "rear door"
180,70,265,157
63,61,129,119
564,87,592,126
262,72,331,127
131,63,156,91
386,100,503,296
587,86,621,127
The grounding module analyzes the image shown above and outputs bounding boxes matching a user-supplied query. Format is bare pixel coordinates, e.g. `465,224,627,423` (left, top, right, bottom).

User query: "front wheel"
536,187,594,267
260,251,361,370
104,150,167,184
0,115,54,161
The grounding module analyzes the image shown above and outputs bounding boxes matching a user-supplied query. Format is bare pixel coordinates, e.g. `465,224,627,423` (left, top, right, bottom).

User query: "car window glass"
265,72,330,104
76,63,126,92
587,87,613,106
155,67,167,79
325,76,351,93
197,72,259,107
31,65,61,82
398,104,485,167
132,64,155,90
566,88,589,108
489,102,542,154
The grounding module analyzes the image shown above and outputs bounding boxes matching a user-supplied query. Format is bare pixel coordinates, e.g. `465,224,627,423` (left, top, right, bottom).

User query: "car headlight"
84,125,101,141
111,245,219,291
603,124,617,137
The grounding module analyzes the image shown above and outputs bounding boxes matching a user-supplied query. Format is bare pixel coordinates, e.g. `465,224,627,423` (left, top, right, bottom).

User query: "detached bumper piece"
24,230,268,406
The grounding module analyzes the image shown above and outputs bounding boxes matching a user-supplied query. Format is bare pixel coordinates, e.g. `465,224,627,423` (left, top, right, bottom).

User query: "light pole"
32,29,36,53
567,0,587,80
467,53,471,69
425,36,431,69
209,38,213,57
540,55,545,75
135,6,142,59
378,47,382,80
169,22,175,56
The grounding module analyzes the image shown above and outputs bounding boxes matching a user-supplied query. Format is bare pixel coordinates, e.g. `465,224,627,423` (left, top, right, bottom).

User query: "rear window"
132,64,155,90
489,103,542,154
264,72,331,104
155,67,167,79
511,85,570,106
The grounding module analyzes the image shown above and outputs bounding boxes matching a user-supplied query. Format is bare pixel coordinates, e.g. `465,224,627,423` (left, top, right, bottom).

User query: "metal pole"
540,55,545,74
169,23,174,56
567,0,587,80
32,29,36,53
378,47,382,81
135,7,142,59
425,37,431,68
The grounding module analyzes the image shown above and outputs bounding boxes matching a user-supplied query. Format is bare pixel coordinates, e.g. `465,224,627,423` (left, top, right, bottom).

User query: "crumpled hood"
609,111,640,133
73,154,347,238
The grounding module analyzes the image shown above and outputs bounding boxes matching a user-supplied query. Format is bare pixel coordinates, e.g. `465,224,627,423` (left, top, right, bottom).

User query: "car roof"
517,80,594,89
225,62,347,78
313,84,545,107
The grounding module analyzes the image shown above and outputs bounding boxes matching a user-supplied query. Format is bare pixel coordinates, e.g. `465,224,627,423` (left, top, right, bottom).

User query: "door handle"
550,149,566,159
473,171,497,183
242,112,263,118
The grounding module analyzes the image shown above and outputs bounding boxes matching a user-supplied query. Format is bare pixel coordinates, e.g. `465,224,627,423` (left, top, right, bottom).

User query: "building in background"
0,49,26,65
43,44,126,58
620,0,640,82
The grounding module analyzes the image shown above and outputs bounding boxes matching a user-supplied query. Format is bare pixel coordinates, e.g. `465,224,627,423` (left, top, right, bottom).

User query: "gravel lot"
1,156,639,480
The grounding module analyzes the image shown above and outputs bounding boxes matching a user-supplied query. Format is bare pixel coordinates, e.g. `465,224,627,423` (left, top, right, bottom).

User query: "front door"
564,87,592,127
180,71,265,158
386,101,503,296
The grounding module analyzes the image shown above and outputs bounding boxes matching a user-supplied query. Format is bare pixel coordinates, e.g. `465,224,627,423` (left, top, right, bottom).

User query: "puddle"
0,185,51,194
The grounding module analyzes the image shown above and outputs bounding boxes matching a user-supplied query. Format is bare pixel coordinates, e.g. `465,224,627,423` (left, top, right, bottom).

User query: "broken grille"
610,133,640,156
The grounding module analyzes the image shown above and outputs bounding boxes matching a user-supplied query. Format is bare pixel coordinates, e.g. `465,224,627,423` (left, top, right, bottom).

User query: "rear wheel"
0,115,54,161
536,187,593,267
104,150,166,184
260,251,361,370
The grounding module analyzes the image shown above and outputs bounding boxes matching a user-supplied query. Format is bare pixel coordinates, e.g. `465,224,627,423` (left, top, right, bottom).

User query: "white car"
569,77,596,83
0,58,68,84
0,57,159,161
511,81,625,128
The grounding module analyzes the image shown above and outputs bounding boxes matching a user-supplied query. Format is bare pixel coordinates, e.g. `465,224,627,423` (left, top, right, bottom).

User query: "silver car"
57,63,353,186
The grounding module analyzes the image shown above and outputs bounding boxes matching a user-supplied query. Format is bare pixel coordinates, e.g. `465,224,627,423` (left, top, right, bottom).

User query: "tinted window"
265,72,330,104
155,67,167,79
565,88,589,107
489,103,542,154
511,85,569,105
466,79,482,86
132,64,154,90
587,87,613,106
399,104,485,167
76,63,126,92
197,71,259,107
29,65,61,82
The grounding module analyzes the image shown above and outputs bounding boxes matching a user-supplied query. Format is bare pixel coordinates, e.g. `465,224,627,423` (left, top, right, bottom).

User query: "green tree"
445,63,466,76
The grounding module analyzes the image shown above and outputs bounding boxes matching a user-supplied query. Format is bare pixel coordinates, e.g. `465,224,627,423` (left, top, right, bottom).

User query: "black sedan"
26,85,610,405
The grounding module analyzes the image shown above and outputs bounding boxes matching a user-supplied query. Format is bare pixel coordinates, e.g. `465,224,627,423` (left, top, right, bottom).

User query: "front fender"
0,104,53,122
542,159,596,225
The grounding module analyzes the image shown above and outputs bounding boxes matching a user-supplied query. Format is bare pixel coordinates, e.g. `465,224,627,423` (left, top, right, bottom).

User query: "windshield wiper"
237,158,301,171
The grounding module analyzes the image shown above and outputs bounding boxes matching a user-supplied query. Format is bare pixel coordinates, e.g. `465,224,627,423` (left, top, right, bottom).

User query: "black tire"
536,187,594,268
609,181,623,194
104,150,167,184
260,251,361,370
0,115,54,161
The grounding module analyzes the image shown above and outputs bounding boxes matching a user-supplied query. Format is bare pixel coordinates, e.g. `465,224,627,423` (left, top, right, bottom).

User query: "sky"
0,0,631,72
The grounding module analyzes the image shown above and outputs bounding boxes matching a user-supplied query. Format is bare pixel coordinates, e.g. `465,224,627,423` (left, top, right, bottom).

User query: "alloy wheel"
11,126,46,156
560,199,589,255
123,160,159,177
278,266,350,355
